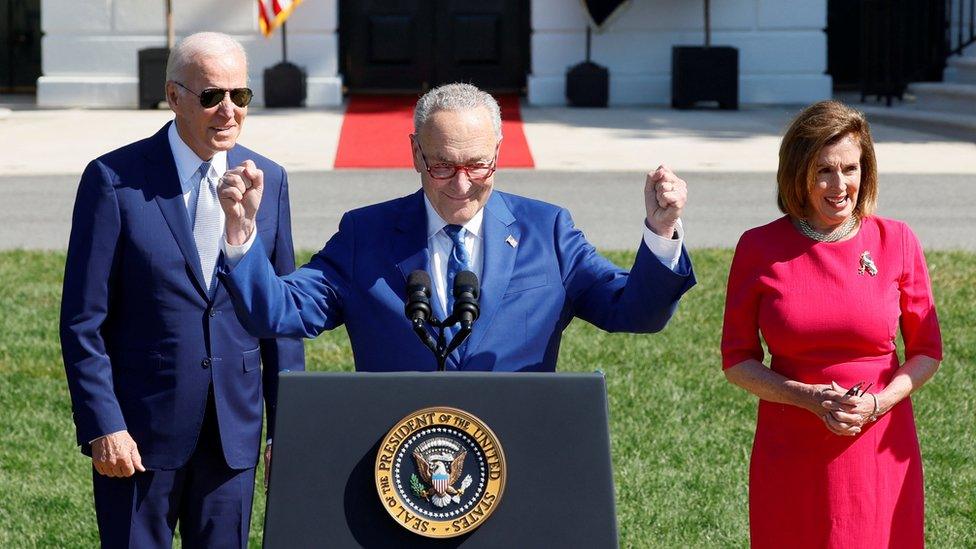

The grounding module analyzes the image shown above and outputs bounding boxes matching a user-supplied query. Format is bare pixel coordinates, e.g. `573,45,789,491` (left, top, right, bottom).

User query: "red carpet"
334,95,534,168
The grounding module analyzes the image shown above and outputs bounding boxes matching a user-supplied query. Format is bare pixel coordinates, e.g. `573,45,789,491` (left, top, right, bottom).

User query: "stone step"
906,82,976,115
858,103,976,141
945,55,976,85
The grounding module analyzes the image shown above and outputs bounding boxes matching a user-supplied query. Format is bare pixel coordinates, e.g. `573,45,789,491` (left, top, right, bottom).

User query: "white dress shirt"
167,121,228,216
643,217,684,270
423,196,485,316
169,120,251,260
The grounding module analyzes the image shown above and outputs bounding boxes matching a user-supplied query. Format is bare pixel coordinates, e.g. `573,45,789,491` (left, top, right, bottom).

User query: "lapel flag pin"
506,235,518,248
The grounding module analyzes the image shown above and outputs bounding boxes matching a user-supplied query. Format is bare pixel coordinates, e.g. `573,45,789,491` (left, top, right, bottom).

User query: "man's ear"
409,134,423,174
165,81,179,111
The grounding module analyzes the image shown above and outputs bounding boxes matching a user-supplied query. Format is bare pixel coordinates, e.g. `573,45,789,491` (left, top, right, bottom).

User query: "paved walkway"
1,100,974,176
4,171,973,251
1,98,973,251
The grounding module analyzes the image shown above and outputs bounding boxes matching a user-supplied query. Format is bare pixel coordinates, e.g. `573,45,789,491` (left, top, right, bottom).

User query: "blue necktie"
192,161,221,292
443,224,471,339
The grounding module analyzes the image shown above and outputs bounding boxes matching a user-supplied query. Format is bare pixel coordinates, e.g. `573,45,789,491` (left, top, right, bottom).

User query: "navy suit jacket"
60,123,305,470
222,189,694,372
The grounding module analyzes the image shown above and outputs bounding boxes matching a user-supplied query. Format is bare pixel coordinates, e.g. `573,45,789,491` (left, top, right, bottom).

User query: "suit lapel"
145,122,210,299
393,191,459,369
464,192,519,359
394,190,431,288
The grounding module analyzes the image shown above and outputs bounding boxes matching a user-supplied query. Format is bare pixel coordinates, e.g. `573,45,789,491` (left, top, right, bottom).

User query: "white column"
37,0,343,108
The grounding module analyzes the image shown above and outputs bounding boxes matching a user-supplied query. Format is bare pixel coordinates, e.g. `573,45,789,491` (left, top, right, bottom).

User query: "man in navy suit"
219,82,694,373
60,32,304,547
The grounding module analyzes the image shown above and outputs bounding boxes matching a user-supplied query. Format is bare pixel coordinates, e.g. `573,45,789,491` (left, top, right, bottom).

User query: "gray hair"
166,32,248,83
414,83,503,139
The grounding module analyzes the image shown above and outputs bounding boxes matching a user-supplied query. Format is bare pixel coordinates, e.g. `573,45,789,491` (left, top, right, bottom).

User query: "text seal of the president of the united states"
375,407,506,538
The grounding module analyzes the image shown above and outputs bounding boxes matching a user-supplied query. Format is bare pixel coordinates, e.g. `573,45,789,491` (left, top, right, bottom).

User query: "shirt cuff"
222,224,257,269
89,430,126,445
642,218,684,271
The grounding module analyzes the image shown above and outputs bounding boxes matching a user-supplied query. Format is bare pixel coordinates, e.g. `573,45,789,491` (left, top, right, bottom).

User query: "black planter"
138,47,170,109
263,62,307,108
566,61,609,107
671,46,738,110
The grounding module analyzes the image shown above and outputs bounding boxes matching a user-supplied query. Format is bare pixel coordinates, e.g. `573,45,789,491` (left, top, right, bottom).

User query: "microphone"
405,270,440,365
405,270,433,324
451,271,480,330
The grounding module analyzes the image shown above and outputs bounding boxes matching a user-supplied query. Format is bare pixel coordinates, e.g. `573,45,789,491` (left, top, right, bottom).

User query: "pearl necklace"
797,214,859,243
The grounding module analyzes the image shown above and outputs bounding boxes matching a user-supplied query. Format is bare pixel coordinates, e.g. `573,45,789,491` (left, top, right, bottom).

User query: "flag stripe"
257,1,271,36
257,0,303,37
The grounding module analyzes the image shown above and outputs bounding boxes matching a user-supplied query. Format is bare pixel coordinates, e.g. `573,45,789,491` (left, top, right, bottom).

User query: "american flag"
257,0,303,37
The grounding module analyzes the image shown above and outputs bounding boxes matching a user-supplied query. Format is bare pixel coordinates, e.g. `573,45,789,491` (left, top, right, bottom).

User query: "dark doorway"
0,0,42,93
339,0,530,94
826,0,862,90
828,0,948,98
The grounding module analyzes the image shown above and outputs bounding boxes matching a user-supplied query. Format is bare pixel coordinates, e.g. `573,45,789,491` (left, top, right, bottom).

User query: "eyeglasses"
843,381,873,397
416,141,499,181
174,81,253,109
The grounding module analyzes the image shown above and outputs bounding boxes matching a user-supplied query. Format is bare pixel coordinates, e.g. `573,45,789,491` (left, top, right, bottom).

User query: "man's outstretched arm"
217,164,350,340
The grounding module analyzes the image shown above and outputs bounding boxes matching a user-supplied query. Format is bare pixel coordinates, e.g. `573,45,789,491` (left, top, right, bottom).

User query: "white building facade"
37,0,831,107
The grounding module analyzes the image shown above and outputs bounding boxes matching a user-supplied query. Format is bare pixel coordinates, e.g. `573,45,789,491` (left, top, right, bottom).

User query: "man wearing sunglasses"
219,82,694,374
61,32,304,547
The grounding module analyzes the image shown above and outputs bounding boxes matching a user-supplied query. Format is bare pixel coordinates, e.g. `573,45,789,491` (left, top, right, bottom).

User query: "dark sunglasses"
174,81,253,108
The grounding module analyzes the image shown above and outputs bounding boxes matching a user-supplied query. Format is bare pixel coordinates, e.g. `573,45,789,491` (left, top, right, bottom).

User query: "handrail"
859,0,974,106
860,0,946,105
947,0,975,56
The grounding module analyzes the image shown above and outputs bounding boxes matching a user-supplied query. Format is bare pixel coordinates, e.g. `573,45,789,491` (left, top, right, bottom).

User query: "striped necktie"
192,161,221,292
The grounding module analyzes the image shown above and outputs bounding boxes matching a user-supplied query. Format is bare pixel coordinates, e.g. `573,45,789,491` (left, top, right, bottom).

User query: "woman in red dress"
721,101,943,548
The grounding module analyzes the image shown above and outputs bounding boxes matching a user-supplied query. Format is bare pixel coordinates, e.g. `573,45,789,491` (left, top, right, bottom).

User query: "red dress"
721,215,943,548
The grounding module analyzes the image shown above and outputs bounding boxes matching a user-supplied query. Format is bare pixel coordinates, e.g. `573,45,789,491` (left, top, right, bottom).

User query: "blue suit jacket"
60,123,305,470
222,190,694,372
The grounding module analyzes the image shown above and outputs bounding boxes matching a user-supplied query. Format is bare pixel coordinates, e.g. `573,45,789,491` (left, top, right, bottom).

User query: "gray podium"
264,372,618,548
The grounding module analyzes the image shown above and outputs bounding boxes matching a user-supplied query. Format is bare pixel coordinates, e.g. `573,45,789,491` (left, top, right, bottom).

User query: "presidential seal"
375,407,506,538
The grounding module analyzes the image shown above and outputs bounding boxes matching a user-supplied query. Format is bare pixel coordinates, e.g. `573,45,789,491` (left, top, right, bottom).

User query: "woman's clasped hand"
815,381,879,436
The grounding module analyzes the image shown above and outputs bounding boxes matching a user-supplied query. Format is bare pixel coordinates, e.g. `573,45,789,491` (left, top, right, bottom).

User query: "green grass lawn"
1,249,973,547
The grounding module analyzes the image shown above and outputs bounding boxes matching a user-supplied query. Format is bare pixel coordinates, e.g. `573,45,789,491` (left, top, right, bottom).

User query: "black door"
0,0,42,92
340,0,530,94
826,0,862,90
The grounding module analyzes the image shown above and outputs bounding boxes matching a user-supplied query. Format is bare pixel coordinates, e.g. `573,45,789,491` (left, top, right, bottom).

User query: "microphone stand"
405,270,478,372
411,314,472,372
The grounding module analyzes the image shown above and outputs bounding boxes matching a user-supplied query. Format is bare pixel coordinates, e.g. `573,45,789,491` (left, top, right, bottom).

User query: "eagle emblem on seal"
410,437,474,508
376,407,506,537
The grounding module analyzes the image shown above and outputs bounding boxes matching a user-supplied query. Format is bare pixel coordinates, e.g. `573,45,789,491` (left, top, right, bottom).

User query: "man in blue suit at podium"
218,83,695,372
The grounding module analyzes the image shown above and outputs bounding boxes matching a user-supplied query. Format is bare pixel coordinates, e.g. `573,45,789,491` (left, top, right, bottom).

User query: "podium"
264,372,618,547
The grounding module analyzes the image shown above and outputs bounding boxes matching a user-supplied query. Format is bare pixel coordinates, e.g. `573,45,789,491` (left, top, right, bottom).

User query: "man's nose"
217,93,236,116
451,169,473,190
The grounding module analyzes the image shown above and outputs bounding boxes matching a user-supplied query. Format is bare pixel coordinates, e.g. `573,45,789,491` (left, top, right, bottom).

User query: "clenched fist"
218,159,264,245
644,165,687,238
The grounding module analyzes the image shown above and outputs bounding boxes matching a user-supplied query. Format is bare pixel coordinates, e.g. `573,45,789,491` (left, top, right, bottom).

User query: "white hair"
414,83,503,139
166,32,248,83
